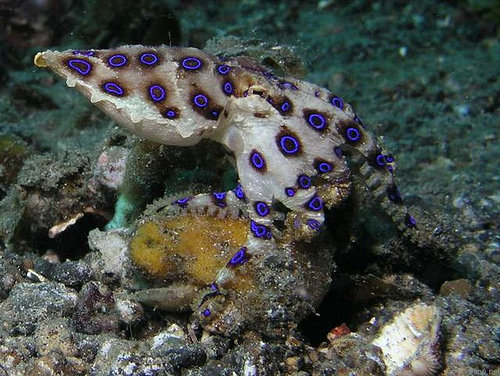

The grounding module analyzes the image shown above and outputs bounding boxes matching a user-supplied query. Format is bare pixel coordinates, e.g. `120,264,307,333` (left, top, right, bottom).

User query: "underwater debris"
372,302,441,376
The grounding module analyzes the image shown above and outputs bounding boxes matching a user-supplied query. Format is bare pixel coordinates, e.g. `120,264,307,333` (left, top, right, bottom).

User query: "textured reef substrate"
0,0,498,374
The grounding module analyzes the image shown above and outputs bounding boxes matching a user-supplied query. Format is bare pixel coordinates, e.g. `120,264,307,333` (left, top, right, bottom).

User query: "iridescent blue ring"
164,109,178,119
331,96,344,109
232,184,245,200
139,52,159,66
280,101,291,112
285,187,296,197
298,174,311,189
173,197,190,208
223,81,233,95
108,54,127,67
375,154,386,166
148,84,166,102
317,162,332,173
255,202,270,217
181,57,202,70
193,94,208,108
307,113,326,130
307,219,322,231
306,195,324,211
346,127,360,141
103,82,124,96
250,221,271,239
67,59,92,75
279,81,298,90
229,247,248,266
216,64,231,75
72,50,94,56
250,150,266,170
279,135,300,155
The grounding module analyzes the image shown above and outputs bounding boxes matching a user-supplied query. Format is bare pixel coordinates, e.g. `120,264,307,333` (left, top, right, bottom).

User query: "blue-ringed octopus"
34,45,418,331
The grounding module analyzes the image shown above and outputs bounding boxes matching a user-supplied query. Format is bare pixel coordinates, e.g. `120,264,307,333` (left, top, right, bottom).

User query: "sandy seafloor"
0,0,498,375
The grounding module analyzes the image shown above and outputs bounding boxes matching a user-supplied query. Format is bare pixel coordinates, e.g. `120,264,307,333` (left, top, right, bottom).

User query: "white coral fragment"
372,302,441,376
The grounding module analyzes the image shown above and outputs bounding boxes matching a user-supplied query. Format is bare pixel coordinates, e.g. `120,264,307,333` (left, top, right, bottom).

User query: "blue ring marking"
386,155,395,163
139,52,159,66
108,54,127,67
103,82,124,96
278,135,300,155
148,84,166,102
317,161,333,173
331,96,344,109
346,127,361,142
210,283,218,291
211,192,227,207
173,197,190,208
216,64,231,75
164,108,178,119
405,213,417,228
279,81,298,90
254,201,270,217
67,59,92,75
181,57,202,70
297,174,311,189
250,150,266,171
72,50,94,56
307,219,322,231
250,221,271,239
280,101,291,112
202,308,211,317
306,195,324,211
223,81,233,95
232,184,246,200
376,154,386,166
193,94,208,108
228,247,248,266
285,187,296,197
307,113,326,131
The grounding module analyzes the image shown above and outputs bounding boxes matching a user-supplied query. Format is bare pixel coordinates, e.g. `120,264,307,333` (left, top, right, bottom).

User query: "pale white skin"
35,45,412,319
